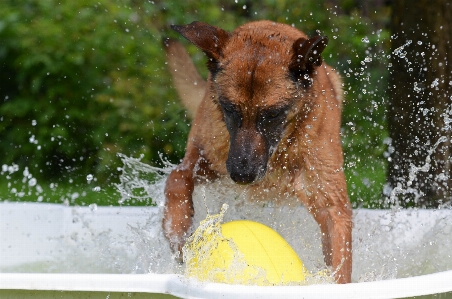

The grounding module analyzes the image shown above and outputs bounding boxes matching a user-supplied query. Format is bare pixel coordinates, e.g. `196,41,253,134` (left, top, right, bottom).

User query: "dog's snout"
226,131,268,185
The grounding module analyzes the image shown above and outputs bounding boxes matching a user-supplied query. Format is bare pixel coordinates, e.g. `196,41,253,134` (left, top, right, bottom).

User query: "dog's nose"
226,156,263,185
229,168,257,185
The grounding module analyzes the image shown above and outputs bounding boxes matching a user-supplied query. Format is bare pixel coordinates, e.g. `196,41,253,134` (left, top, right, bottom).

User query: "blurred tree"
387,0,452,207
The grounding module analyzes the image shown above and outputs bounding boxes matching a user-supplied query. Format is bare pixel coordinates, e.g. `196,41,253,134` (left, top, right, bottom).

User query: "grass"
0,179,127,207
0,150,387,209
0,170,387,209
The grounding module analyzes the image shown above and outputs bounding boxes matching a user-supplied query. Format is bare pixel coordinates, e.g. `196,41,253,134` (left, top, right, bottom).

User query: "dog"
162,20,352,284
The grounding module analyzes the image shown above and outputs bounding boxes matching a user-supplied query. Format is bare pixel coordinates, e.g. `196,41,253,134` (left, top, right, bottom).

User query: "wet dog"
162,20,352,283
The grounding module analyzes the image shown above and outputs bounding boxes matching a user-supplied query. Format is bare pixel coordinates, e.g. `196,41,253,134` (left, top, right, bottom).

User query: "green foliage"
0,0,391,207
0,0,188,184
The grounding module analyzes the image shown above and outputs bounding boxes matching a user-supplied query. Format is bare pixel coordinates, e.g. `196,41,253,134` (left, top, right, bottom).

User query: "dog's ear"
289,35,328,86
171,21,230,74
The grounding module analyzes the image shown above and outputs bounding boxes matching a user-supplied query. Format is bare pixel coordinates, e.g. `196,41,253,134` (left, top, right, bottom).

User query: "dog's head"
172,21,328,184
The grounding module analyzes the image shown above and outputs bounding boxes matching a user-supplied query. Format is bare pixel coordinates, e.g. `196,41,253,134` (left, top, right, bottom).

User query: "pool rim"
0,270,451,299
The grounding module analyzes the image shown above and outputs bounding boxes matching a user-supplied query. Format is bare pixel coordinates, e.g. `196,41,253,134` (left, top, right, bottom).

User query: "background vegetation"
0,0,391,207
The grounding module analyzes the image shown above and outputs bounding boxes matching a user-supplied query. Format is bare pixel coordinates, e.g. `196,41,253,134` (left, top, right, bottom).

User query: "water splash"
115,153,173,205
387,136,449,207
2,154,452,282
182,203,258,284
392,39,412,60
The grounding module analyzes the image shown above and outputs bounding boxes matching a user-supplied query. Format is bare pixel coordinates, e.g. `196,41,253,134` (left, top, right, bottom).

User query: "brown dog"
162,20,352,284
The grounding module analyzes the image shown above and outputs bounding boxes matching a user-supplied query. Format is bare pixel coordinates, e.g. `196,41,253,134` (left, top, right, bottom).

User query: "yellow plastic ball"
189,220,307,285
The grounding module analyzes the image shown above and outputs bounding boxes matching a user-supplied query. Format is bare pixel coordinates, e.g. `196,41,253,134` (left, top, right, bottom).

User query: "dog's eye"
219,101,237,115
222,105,235,114
219,101,243,128
264,109,286,121
267,110,282,119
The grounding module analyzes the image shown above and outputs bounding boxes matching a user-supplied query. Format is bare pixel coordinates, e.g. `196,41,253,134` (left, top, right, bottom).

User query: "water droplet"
430,78,439,88
28,178,37,187
361,37,369,43
23,167,30,178
36,185,43,193
414,82,422,92
29,135,38,144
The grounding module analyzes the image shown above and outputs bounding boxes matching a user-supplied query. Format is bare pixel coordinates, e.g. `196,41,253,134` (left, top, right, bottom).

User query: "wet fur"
162,20,352,283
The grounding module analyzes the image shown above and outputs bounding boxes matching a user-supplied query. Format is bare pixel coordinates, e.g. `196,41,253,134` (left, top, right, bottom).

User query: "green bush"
0,0,189,184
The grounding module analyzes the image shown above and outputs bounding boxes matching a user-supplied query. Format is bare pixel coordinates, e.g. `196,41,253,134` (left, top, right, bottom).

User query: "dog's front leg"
295,174,352,283
311,204,352,284
162,148,201,257
163,165,194,256
329,206,352,284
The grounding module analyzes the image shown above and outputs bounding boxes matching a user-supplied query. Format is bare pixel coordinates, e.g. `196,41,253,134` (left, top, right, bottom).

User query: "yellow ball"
188,220,307,285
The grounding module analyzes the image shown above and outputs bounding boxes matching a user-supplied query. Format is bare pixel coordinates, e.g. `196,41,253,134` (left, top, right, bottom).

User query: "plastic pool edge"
1,270,451,299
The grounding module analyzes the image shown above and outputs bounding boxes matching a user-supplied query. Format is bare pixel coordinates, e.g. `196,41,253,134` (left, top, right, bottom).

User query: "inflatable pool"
1,202,451,298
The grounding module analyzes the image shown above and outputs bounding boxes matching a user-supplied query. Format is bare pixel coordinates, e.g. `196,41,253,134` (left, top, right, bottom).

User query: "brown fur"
162,20,352,284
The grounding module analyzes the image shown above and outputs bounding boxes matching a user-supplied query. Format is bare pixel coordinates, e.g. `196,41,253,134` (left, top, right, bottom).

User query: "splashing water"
115,153,172,205
182,203,264,285
1,154,452,284
112,154,331,279
112,153,329,277
113,155,452,282
387,136,449,207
